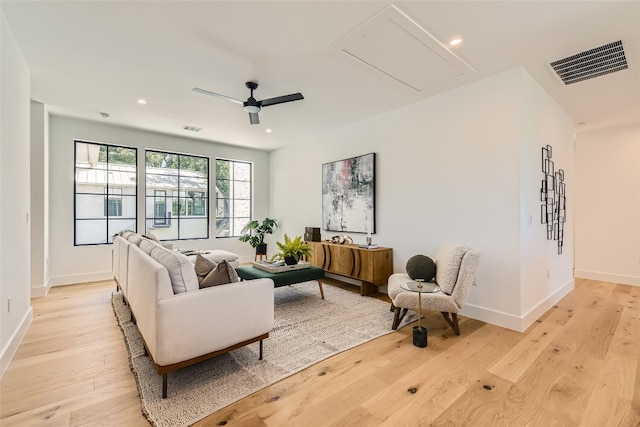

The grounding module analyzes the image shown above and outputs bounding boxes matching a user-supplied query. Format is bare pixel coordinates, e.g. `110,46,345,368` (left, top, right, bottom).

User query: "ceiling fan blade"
249,112,260,125
192,87,243,105
260,93,304,107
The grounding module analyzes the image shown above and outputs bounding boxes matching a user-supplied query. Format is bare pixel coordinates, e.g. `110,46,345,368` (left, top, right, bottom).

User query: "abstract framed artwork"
322,153,375,233
540,144,566,254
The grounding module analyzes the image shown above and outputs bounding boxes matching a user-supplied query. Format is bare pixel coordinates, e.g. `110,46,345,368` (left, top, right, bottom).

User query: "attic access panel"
332,5,476,92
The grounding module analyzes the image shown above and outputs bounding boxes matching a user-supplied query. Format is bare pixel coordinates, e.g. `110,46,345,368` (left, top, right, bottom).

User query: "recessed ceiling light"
137,98,147,105
265,129,272,133
448,37,463,47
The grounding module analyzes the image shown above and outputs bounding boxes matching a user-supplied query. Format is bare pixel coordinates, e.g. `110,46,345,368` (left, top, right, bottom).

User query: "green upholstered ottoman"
236,265,326,299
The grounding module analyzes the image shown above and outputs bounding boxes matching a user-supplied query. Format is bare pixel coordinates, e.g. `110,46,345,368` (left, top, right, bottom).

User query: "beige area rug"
112,283,417,427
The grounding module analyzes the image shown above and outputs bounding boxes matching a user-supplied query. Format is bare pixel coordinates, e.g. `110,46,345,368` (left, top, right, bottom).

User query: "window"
215,159,251,237
145,150,209,240
153,190,168,226
104,188,123,217
74,141,137,245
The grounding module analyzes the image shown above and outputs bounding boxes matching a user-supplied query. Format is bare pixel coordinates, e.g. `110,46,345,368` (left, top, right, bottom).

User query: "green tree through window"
145,150,209,240
216,159,251,237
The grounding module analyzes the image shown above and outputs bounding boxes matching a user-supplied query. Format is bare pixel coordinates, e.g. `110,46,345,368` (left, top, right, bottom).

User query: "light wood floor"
1,279,638,426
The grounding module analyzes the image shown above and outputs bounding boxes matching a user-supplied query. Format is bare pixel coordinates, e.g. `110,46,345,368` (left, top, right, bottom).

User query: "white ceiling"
2,1,639,151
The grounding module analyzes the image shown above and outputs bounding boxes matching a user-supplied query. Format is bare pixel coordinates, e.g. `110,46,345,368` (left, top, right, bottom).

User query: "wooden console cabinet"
308,241,393,296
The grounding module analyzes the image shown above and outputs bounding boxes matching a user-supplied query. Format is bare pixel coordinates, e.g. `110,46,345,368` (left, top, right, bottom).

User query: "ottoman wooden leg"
318,280,325,300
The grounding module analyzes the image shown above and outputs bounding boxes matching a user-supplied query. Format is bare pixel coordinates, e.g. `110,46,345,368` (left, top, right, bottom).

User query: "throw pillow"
194,253,217,281
199,259,240,288
405,255,436,282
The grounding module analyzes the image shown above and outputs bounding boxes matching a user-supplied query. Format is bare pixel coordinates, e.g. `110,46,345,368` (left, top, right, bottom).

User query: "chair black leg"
392,308,408,330
259,340,264,360
162,374,167,399
390,302,395,312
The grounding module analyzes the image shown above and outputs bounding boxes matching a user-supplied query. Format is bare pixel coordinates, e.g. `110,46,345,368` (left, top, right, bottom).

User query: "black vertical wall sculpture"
540,145,566,254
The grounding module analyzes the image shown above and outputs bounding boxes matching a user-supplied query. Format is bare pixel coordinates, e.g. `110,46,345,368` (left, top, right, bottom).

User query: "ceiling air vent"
548,40,629,85
182,125,202,132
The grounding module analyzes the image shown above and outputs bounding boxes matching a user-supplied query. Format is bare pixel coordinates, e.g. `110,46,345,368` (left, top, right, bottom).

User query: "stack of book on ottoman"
252,260,311,273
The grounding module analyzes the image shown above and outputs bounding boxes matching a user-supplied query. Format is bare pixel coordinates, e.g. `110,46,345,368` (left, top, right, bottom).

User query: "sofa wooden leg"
259,340,264,360
318,280,325,300
392,307,408,330
162,374,167,399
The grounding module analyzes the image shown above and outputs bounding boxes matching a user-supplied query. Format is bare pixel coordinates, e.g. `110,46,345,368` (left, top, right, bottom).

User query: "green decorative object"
406,255,436,282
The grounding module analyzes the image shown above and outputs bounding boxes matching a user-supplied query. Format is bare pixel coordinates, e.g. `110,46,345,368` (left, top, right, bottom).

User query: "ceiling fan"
192,81,304,125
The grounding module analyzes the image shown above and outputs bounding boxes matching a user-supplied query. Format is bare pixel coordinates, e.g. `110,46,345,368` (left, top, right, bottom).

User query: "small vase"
284,256,298,266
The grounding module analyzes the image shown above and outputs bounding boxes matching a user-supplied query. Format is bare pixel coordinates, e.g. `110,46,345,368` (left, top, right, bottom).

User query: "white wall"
46,116,271,286
0,12,33,376
30,101,49,297
574,123,640,285
270,67,575,331
518,71,575,327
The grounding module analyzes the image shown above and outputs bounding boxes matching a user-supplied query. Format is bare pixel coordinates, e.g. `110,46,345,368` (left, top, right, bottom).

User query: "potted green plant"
239,218,278,258
272,233,312,265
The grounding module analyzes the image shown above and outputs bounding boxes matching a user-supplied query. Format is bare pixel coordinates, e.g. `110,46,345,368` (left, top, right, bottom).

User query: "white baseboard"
30,283,50,298
574,269,640,286
461,279,575,332
48,271,114,287
0,307,33,379
520,279,574,331
460,304,524,331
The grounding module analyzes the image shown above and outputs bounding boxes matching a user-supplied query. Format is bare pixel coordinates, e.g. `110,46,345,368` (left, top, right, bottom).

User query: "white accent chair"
388,244,480,335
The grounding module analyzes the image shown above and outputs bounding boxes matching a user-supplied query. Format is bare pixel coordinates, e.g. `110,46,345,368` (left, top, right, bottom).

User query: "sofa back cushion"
150,246,199,294
435,244,468,294
139,238,161,255
126,233,143,246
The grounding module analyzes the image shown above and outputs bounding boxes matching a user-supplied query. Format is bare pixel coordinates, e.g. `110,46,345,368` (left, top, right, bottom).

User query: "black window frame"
215,158,252,238
74,140,137,246
145,149,210,241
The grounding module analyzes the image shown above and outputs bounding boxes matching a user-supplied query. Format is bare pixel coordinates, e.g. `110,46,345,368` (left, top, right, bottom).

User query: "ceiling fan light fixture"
243,104,261,113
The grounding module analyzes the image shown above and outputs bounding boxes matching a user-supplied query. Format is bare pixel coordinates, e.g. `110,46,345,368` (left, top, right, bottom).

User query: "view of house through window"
74,141,137,245
145,150,209,240
216,159,251,237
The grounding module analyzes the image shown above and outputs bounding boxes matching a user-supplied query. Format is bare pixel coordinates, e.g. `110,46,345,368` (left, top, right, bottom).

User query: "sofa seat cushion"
186,250,239,265
150,246,199,294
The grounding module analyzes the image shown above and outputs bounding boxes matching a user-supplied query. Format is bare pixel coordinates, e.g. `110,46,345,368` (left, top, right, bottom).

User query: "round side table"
400,279,441,347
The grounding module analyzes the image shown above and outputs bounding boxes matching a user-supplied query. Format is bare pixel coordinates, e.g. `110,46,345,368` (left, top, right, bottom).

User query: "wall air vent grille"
548,40,628,85
183,125,202,132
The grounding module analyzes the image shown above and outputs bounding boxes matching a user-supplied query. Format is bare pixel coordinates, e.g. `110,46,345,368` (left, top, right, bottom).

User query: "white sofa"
112,232,240,302
112,233,274,398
